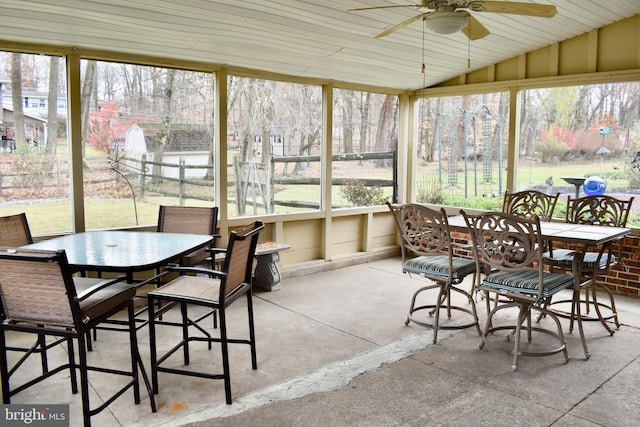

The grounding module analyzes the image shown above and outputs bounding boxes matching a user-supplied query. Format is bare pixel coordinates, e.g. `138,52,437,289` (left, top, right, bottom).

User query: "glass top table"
26,230,214,280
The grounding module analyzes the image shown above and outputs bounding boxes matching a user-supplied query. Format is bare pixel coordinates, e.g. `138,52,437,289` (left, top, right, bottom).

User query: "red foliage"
86,102,142,154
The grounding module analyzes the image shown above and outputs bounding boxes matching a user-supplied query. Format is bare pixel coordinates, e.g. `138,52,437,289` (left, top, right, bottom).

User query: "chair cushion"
74,278,136,323
544,249,612,270
481,270,574,298
403,255,476,281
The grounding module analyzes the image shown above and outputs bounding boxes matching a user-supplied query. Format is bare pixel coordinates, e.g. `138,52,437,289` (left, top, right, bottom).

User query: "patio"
4,257,640,426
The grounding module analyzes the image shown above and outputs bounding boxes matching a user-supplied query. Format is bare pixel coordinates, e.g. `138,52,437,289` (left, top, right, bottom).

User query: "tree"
10,53,26,149
46,56,59,157
81,60,97,162
152,69,176,184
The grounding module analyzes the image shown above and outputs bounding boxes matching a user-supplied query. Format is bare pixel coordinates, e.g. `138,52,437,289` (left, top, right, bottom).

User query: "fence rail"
1,151,396,211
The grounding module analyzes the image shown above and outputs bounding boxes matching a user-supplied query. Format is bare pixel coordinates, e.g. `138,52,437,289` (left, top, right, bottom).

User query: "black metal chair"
545,195,634,335
157,205,220,268
462,211,574,371
0,248,156,427
387,202,480,343
148,220,263,404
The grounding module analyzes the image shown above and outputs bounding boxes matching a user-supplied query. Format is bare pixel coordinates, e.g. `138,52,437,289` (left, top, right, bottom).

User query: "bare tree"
46,56,59,157
10,53,26,149
81,60,97,162
152,68,176,184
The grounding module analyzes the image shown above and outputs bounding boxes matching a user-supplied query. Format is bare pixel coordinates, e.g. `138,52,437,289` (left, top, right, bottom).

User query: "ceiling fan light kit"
425,11,468,34
351,1,557,39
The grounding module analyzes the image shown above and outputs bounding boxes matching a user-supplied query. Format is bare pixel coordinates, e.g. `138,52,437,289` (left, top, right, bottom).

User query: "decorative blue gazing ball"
583,176,606,196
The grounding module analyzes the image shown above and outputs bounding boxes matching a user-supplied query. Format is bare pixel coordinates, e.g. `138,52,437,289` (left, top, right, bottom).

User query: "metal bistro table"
447,214,631,358
26,230,214,285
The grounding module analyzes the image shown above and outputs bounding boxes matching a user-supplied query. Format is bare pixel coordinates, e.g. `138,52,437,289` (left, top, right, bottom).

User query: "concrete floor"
3,257,640,427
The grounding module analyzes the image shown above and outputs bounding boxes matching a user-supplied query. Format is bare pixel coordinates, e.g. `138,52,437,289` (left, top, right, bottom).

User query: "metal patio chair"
462,210,574,371
544,195,634,335
387,202,480,343
0,248,156,427
148,220,263,404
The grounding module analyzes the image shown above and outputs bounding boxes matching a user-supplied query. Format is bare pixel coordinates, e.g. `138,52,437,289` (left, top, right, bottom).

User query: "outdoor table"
25,230,214,285
447,214,631,358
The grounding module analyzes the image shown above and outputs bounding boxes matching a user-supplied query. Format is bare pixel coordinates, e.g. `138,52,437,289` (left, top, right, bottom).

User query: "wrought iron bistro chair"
545,195,634,335
0,248,156,427
502,190,560,222
462,211,574,371
148,220,263,405
387,202,480,344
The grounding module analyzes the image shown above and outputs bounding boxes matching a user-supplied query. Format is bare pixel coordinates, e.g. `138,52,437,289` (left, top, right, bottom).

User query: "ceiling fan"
350,1,557,40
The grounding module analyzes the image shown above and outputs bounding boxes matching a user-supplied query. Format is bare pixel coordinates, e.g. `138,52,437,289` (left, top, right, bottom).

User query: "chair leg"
512,306,526,371
77,333,91,427
67,336,78,395
128,305,141,405
0,330,10,404
592,281,620,332
148,296,159,395
246,291,258,370
181,302,190,365
431,287,445,343
218,308,232,405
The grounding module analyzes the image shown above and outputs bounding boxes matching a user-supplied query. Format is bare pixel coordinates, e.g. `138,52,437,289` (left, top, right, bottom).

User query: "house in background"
1,106,47,151
123,123,212,178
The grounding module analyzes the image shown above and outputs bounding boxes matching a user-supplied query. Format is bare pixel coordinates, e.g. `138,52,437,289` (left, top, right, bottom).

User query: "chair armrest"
73,275,128,301
206,247,226,254
165,265,226,279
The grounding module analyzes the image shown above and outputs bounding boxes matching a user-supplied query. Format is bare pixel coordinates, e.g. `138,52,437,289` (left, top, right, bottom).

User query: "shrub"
416,175,443,204
339,179,386,206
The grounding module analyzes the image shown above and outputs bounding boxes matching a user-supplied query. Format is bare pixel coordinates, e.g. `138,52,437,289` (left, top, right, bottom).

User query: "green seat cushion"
403,255,476,281
481,269,574,298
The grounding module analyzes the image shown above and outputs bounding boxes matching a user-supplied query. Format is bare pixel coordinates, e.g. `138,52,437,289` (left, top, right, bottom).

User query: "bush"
416,176,443,204
339,179,386,206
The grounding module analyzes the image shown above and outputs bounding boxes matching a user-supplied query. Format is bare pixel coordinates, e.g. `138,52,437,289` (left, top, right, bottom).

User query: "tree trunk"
10,53,26,150
374,95,396,167
46,56,59,157
153,69,176,184
81,60,97,164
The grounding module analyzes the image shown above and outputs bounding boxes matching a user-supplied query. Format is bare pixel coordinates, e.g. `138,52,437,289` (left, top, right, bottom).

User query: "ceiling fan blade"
349,5,426,12
480,1,557,18
374,13,430,38
461,15,490,40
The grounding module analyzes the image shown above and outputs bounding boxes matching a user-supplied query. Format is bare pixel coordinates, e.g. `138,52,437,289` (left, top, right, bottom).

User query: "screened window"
227,76,322,217
332,89,398,208
81,61,216,229
0,52,71,234
416,93,509,211
518,83,640,224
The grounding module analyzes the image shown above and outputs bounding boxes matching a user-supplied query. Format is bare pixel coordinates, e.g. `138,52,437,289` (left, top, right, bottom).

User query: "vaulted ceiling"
1,1,640,90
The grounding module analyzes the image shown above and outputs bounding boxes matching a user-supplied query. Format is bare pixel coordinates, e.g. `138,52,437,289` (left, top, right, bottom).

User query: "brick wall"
451,231,640,298
603,236,640,297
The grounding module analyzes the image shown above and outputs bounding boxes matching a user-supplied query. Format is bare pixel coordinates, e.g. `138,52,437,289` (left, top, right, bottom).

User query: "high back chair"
462,211,574,371
157,205,219,268
387,202,480,343
502,190,560,221
0,213,55,374
147,220,263,404
0,213,33,246
0,248,156,427
545,195,634,335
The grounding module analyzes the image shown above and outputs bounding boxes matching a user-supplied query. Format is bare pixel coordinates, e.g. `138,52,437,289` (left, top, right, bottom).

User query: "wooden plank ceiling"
1,0,639,90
